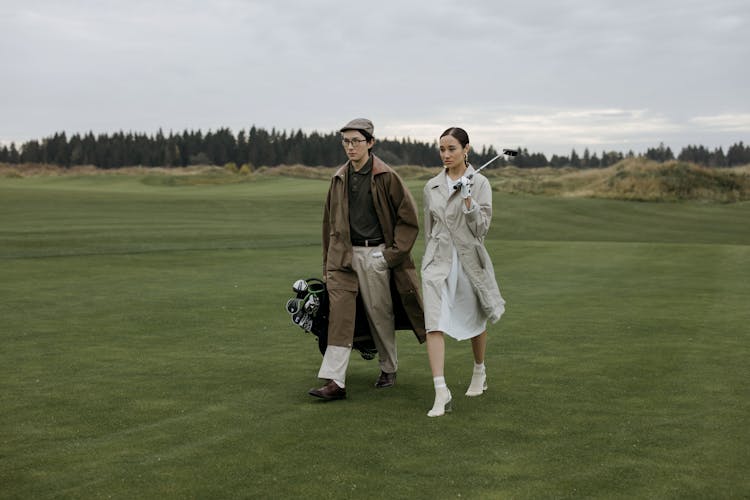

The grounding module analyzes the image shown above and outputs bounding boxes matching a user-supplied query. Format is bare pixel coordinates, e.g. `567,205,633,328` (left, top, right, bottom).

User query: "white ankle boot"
465,370,487,397
428,387,452,417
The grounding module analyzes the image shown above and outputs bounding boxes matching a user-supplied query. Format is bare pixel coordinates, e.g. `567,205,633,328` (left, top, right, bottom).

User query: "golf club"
453,148,518,191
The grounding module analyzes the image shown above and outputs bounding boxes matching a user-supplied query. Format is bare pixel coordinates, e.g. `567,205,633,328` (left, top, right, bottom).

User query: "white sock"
333,379,345,388
473,362,485,373
433,376,446,389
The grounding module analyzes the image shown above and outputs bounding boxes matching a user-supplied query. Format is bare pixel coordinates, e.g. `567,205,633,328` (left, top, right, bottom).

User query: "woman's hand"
460,176,473,209
459,176,472,199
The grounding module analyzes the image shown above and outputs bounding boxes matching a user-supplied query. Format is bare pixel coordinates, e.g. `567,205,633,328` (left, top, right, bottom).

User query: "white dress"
434,175,487,341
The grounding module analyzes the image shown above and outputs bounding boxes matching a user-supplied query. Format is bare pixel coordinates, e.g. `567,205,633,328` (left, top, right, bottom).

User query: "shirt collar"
348,155,373,176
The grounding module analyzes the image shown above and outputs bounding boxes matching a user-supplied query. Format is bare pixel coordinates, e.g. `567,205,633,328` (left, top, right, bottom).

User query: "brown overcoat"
323,155,426,346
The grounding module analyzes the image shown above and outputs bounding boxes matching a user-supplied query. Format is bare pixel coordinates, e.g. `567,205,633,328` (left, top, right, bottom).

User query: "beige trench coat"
421,166,505,332
323,155,426,347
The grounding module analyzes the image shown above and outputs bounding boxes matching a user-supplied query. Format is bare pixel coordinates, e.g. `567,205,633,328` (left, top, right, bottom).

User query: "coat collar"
335,154,389,178
426,164,477,191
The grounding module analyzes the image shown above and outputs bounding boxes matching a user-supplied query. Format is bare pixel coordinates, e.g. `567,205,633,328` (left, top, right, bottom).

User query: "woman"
421,127,505,417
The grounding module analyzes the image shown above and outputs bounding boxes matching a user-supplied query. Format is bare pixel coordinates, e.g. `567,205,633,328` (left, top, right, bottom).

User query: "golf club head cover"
292,279,308,297
286,297,305,315
304,294,320,315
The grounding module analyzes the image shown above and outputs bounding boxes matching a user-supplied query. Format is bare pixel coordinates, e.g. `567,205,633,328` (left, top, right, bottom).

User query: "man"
309,118,426,400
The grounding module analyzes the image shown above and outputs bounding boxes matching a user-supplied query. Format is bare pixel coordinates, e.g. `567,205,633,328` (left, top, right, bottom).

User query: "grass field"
1,172,749,499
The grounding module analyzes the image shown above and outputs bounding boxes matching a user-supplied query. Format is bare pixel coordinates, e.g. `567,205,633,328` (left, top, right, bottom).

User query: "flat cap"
340,118,374,136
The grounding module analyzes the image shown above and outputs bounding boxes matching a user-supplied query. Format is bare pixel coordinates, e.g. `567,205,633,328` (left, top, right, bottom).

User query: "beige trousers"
318,244,397,385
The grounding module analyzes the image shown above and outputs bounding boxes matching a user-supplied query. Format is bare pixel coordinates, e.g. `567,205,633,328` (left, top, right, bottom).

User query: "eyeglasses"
342,138,367,147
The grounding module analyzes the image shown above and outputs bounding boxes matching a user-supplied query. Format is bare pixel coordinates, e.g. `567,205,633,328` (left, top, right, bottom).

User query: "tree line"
1,127,748,169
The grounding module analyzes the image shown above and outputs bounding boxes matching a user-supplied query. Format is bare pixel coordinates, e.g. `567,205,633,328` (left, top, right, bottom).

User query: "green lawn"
1,173,748,499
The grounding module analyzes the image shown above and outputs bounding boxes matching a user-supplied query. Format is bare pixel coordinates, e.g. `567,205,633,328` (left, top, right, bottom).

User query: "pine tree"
20,140,41,163
709,147,726,167
9,143,20,163
570,149,581,167
582,148,591,168
550,154,568,167
727,141,750,166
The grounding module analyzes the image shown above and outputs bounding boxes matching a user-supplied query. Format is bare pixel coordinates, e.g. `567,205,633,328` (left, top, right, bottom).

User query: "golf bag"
285,278,378,360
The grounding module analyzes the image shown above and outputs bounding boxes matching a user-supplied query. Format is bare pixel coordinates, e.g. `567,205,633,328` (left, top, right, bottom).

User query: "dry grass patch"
577,160,749,202
486,160,750,202
3,160,749,202
0,163,226,178
256,164,441,181
254,164,336,180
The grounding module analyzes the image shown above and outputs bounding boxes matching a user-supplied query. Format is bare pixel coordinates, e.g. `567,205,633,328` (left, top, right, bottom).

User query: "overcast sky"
1,0,748,156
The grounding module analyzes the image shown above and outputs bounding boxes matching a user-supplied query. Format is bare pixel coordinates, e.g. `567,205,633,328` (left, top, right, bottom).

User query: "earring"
464,153,469,166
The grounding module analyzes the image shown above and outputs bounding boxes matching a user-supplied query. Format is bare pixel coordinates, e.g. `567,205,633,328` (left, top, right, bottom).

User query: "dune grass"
4,159,749,202
1,173,749,498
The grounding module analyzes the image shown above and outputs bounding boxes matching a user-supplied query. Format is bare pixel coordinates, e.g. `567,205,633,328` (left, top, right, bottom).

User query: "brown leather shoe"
375,371,396,388
308,380,346,400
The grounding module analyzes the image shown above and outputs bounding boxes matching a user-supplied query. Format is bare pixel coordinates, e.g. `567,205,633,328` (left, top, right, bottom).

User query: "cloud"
381,107,684,154
690,114,750,132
